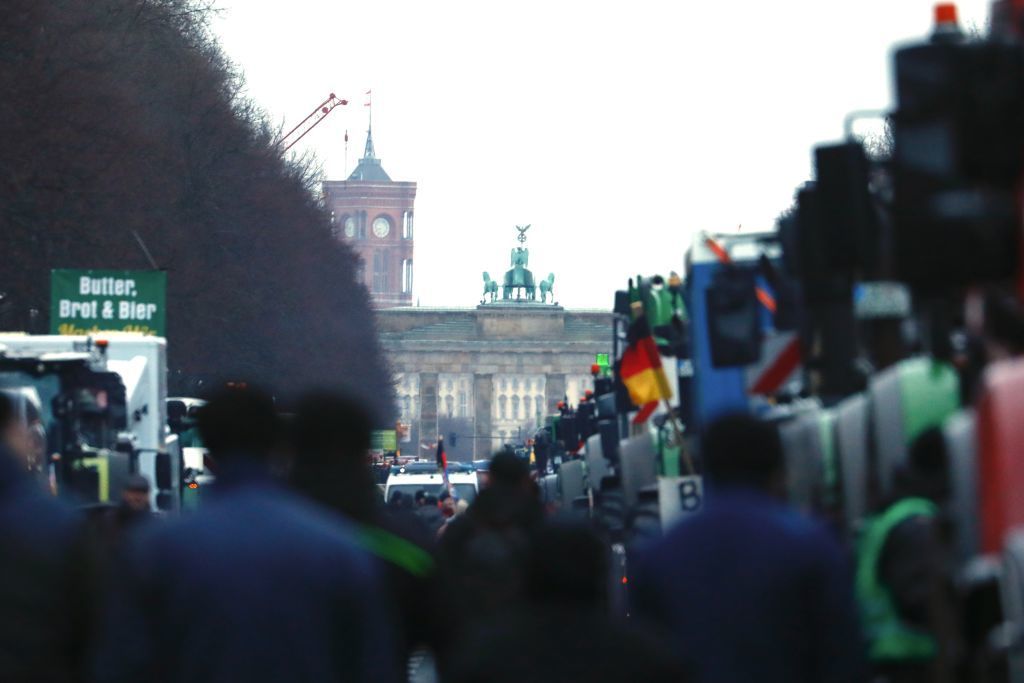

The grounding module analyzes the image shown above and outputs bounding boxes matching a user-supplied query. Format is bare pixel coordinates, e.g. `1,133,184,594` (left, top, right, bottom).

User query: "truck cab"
0,334,179,510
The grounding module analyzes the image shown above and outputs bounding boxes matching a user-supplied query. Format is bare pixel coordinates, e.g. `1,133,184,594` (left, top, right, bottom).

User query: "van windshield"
386,482,476,503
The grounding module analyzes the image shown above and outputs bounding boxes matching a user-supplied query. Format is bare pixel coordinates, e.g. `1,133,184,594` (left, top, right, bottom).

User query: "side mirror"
155,451,172,490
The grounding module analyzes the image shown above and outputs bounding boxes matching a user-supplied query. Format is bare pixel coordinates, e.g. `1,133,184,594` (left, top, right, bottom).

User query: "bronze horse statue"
539,273,555,303
482,272,499,303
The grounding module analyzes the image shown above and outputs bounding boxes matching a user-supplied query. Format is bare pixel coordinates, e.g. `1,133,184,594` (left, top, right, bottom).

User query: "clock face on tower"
372,216,391,238
344,216,356,238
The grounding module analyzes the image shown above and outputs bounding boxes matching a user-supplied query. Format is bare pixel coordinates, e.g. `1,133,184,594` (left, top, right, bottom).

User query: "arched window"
402,259,413,294
445,395,454,417
511,395,521,420
523,396,532,419
403,211,414,239
499,395,508,419
458,391,467,418
372,250,387,292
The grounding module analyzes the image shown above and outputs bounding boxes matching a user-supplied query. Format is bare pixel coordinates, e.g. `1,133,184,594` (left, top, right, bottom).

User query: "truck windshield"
0,370,60,436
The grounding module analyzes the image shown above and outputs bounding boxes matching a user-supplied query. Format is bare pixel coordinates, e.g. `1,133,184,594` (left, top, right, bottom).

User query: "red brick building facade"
323,128,416,308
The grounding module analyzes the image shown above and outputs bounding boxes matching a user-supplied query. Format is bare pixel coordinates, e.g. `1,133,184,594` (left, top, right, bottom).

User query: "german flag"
619,316,672,422
436,436,448,471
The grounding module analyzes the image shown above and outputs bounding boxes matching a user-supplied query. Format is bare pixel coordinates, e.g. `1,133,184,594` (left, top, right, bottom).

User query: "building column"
419,373,439,450
545,373,567,414
474,374,493,459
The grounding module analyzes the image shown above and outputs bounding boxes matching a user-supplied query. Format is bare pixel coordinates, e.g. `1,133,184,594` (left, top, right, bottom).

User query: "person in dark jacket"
437,451,545,664
0,393,92,683
94,387,396,683
631,413,865,683
83,474,156,606
415,493,445,535
289,391,442,674
448,522,688,683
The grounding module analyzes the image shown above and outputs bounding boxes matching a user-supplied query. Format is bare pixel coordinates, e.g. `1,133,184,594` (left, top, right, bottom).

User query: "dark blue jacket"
0,448,90,682
631,488,865,683
95,469,397,683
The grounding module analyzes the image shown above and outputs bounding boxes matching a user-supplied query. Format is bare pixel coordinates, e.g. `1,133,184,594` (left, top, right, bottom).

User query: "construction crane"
275,93,348,153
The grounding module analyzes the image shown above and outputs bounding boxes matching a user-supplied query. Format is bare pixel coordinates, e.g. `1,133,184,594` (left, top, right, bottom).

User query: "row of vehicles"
533,4,1024,676
0,330,480,513
0,333,210,511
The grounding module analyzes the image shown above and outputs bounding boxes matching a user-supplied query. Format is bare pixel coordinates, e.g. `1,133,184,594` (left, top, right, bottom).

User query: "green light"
595,353,610,368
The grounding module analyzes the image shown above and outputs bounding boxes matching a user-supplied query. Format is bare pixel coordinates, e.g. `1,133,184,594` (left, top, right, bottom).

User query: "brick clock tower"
323,127,416,308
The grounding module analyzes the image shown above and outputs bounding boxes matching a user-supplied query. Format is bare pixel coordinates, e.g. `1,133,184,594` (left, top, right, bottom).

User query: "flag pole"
661,399,695,476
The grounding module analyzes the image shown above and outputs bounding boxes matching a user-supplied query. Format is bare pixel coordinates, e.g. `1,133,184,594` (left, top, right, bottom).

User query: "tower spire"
363,124,376,159
347,89,391,181
363,89,375,159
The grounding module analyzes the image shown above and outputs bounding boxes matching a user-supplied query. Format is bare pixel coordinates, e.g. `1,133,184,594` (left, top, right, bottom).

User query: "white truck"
0,333,180,510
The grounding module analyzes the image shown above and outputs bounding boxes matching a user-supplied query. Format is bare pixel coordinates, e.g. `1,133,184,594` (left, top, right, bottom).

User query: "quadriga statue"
503,247,536,300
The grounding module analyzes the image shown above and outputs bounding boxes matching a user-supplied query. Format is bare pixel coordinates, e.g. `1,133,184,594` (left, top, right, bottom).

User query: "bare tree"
0,0,395,420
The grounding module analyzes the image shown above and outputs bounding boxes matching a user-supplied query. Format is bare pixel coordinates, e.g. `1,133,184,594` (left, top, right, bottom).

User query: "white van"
384,466,479,504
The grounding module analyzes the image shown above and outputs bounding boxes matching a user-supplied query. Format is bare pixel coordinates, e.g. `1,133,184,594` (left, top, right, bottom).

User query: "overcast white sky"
211,0,991,309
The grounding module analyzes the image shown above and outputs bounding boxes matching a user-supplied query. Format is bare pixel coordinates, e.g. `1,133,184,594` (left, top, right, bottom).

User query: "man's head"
488,450,531,490
121,474,151,512
894,426,951,504
197,386,280,462
414,490,427,507
439,490,456,517
702,413,785,494
289,391,372,468
288,391,378,520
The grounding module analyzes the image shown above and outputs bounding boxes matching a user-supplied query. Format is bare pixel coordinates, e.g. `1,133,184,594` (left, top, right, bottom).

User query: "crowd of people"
0,385,957,683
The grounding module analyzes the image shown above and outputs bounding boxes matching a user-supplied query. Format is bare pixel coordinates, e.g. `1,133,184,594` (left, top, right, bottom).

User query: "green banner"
50,269,166,336
371,430,398,453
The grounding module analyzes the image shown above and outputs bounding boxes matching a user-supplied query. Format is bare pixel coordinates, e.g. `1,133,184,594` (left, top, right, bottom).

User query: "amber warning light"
934,2,958,24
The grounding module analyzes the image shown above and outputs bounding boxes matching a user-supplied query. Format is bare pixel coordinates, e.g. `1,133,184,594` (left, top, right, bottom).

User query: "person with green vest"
288,392,443,676
856,427,957,683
